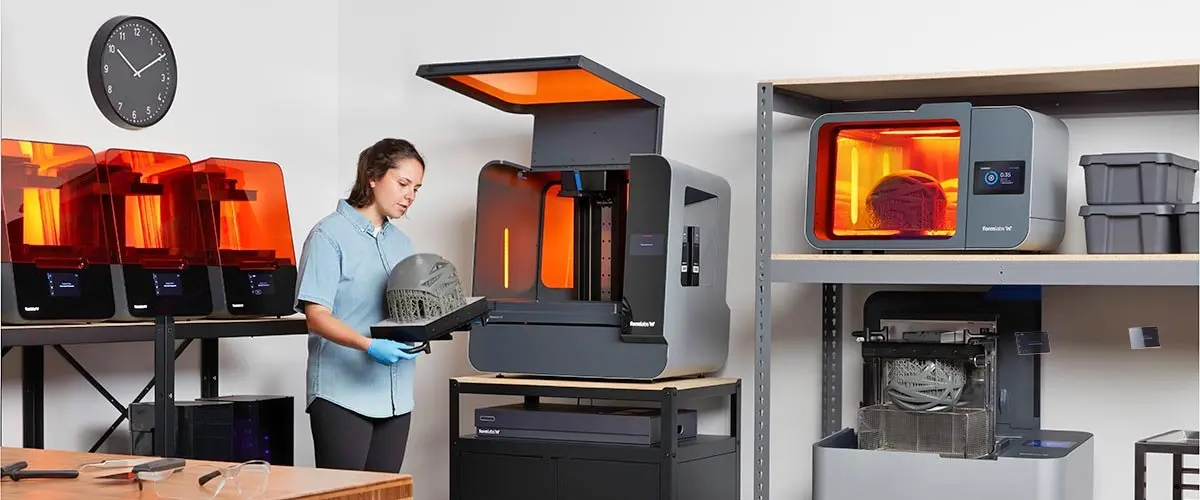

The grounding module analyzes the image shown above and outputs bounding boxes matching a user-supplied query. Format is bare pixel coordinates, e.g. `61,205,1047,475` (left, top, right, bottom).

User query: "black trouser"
308,397,412,472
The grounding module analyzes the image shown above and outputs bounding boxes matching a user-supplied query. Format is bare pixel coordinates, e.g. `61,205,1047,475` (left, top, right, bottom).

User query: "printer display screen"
1024,439,1074,448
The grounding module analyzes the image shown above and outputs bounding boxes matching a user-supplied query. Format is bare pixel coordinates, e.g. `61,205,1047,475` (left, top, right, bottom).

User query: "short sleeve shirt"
294,199,416,418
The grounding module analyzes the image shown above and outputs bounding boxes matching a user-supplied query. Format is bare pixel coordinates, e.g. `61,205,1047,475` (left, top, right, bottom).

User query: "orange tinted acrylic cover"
190,157,295,269
1,139,113,266
416,55,664,112
813,122,961,240
95,148,214,268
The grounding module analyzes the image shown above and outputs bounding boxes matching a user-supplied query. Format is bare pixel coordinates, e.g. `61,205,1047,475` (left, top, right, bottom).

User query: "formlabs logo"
630,321,656,328
477,428,501,435
981,225,1013,232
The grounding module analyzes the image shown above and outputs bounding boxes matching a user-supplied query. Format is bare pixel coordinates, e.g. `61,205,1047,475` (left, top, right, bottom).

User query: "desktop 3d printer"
813,291,1094,500
417,55,732,380
1,139,117,324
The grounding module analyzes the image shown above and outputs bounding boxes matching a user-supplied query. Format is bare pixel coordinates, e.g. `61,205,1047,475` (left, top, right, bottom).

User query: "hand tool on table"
1,461,80,481
96,457,186,490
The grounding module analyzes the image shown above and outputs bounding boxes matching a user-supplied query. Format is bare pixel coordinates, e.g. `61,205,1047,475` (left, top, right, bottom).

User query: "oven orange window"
817,122,961,239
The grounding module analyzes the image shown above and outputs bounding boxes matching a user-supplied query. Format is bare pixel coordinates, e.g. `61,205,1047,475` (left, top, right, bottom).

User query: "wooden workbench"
0,447,412,499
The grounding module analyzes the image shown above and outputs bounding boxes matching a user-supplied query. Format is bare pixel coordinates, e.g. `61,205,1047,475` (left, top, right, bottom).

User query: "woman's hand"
366,339,421,365
303,303,372,351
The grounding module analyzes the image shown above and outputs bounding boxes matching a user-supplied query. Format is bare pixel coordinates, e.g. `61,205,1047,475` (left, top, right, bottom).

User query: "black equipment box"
130,400,233,461
130,395,293,465
475,403,698,445
198,395,295,466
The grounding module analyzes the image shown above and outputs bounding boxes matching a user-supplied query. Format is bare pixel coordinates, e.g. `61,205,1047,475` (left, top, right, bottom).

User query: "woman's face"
370,158,424,219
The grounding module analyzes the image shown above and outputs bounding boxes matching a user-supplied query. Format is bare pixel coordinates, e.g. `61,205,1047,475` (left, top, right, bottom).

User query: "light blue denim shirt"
294,199,416,418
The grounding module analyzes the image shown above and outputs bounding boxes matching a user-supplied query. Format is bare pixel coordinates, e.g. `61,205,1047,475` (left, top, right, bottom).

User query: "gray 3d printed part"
885,358,966,411
370,253,488,349
385,253,467,324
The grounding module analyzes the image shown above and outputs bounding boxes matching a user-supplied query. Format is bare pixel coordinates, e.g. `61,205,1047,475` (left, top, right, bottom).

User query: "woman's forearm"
303,303,372,351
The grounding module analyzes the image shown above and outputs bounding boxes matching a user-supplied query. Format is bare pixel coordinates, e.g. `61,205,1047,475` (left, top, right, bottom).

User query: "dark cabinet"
450,375,741,500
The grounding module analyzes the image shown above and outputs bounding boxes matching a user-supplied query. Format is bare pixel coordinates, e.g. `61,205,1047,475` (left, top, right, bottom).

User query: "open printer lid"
416,55,665,169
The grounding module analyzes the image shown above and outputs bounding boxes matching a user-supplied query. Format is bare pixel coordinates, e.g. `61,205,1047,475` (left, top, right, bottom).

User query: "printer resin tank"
417,55,733,380
1,139,117,324
190,158,297,318
96,148,216,320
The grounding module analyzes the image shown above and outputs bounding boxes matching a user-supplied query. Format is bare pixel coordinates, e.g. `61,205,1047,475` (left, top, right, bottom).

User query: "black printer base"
448,374,741,500
455,439,737,500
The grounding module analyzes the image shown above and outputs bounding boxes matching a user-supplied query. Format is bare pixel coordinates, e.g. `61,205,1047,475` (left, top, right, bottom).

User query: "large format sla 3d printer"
95,148,216,320
417,55,733,380
189,158,297,319
813,291,1094,500
805,102,1070,252
1,139,117,324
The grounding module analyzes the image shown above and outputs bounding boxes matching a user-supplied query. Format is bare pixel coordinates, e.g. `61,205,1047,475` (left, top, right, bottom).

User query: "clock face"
88,16,177,129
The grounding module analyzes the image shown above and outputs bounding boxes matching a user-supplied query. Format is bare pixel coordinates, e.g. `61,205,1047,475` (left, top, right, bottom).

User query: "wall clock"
87,15,177,129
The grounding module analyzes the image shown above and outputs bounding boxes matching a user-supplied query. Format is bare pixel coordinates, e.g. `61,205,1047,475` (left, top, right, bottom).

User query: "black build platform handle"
9,469,79,480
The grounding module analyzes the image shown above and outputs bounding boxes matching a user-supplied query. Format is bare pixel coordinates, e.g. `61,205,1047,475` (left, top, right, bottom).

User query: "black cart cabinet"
449,374,741,500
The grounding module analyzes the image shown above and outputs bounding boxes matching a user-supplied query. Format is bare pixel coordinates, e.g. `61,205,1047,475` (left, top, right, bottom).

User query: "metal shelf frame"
754,61,1200,500
0,316,308,456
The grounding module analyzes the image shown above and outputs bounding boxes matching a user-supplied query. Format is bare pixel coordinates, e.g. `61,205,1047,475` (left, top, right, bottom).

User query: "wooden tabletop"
455,373,740,391
0,447,412,500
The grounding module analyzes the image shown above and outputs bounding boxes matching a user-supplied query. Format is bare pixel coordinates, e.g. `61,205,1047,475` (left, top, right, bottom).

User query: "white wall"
1,0,338,470
4,1,1199,500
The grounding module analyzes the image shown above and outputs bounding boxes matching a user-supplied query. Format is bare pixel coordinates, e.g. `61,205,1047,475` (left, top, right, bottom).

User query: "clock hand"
133,53,166,78
116,49,139,74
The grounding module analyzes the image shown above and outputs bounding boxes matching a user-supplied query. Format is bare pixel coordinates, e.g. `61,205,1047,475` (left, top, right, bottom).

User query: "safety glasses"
146,460,270,499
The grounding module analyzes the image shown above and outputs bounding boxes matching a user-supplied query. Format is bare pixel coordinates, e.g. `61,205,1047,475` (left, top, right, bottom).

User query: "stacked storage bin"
1078,152,1199,253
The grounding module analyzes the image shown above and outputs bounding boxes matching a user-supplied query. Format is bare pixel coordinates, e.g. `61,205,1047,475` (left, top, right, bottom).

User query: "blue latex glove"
366,339,420,365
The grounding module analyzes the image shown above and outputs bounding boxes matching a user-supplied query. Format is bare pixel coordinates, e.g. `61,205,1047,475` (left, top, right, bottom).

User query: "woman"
293,138,426,472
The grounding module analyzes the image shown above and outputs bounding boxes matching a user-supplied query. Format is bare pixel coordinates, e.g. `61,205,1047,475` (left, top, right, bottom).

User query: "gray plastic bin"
1176,203,1199,253
1080,152,1199,205
1079,204,1178,254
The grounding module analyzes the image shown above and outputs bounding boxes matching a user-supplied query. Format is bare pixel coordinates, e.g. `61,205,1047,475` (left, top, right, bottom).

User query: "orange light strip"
877,128,960,136
503,227,510,289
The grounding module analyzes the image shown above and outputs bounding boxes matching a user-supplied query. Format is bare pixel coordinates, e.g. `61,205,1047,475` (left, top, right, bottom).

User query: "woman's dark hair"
347,138,426,208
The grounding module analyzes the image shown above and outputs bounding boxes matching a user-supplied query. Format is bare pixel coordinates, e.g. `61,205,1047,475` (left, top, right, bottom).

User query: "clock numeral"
134,27,141,37
146,106,151,114
161,74,166,83
103,64,109,74
117,102,123,111
158,93,164,102
132,110,137,119
108,44,114,53
107,85,112,94
119,31,125,41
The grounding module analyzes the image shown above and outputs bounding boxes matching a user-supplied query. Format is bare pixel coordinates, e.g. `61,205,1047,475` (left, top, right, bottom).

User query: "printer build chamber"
417,55,733,380
95,148,217,320
1,139,117,324
188,158,297,319
812,291,1094,500
468,156,732,379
